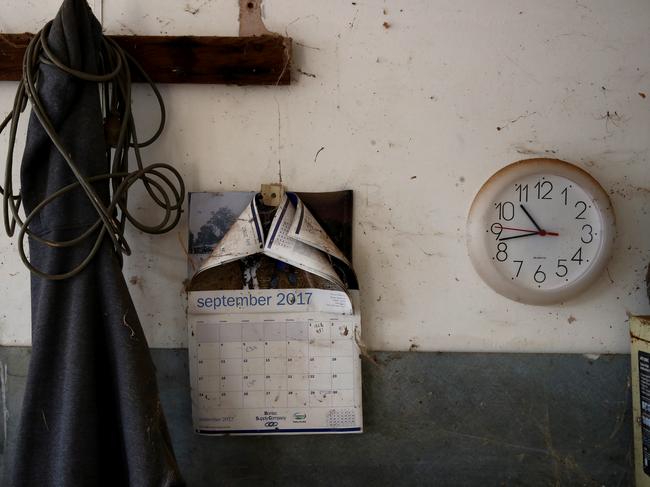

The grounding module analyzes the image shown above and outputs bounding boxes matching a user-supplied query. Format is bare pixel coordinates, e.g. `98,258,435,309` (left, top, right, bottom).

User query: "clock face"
467,159,615,305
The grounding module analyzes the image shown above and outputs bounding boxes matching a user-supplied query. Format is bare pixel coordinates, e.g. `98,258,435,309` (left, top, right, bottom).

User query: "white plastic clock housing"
466,158,616,305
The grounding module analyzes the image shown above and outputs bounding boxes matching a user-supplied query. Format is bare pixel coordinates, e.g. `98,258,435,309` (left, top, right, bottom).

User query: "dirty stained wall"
0,0,649,353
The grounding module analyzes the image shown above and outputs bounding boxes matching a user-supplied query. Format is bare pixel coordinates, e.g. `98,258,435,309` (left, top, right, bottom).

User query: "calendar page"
187,190,361,435
263,195,345,288
188,289,362,435
197,193,348,289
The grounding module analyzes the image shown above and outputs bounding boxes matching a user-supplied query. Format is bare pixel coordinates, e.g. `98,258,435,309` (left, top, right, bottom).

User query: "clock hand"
519,205,542,232
498,232,540,241
500,225,541,233
499,225,560,237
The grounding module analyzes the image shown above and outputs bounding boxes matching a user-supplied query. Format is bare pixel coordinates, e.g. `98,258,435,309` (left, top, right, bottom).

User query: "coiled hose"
0,21,185,280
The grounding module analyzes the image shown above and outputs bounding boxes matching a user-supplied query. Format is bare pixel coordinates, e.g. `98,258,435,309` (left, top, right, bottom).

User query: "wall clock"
466,158,616,305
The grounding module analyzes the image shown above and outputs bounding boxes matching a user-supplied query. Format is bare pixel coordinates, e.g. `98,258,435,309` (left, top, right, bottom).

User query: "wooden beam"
0,33,291,85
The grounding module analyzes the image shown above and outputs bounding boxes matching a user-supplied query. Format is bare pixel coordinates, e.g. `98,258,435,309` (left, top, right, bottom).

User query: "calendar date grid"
194,319,357,410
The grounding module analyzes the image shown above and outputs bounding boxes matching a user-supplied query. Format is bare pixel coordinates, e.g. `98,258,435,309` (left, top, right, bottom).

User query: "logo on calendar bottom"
292,412,307,423
256,412,287,428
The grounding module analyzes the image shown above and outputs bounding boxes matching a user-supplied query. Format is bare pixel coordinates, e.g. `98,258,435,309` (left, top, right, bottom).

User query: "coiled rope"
0,21,185,280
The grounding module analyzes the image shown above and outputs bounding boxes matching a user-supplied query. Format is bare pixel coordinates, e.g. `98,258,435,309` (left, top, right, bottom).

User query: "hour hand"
520,205,542,232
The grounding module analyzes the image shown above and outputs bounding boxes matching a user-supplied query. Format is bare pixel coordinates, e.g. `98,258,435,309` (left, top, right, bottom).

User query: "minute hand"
520,205,542,232
498,232,540,241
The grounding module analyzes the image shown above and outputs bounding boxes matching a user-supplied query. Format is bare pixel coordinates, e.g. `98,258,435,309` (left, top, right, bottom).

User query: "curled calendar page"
186,191,362,435
197,193,350,289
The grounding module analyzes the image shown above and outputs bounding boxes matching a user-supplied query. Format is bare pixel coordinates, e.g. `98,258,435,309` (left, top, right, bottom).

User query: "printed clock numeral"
555,259,568,278
515,184,529,202
495,201,515,221
490,222,503,240
534,180,553,200
561,187,568,205
571,247,584,265
534,265,546,283
495,242,508,262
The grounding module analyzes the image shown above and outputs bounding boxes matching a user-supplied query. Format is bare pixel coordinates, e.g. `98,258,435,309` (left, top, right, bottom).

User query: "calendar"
188,290,362,434
187,191,362,434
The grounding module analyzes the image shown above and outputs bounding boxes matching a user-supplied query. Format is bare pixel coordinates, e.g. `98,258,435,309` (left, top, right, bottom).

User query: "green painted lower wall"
0,348,633,486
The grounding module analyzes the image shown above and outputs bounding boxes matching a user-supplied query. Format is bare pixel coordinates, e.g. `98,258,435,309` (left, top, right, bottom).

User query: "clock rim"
466,158,616,305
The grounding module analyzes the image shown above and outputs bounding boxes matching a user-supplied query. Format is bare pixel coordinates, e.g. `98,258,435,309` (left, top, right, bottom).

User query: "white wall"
1,0,649,353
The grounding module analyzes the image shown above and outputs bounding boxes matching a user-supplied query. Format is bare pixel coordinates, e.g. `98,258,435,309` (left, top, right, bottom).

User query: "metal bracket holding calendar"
260,183,285,207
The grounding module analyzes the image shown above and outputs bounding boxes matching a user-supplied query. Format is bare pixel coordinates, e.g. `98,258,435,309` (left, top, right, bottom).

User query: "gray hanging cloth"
7,1,184,485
